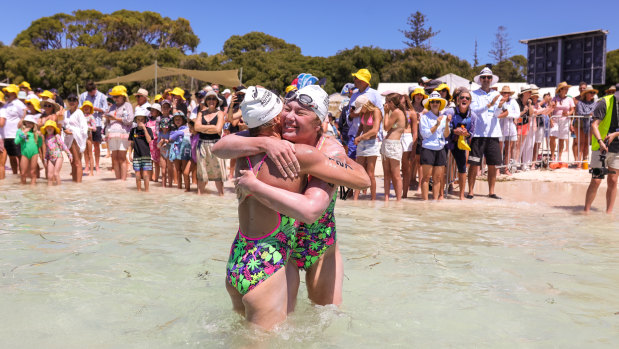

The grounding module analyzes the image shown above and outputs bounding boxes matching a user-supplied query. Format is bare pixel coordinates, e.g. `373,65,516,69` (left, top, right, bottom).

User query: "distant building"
520,29,608,87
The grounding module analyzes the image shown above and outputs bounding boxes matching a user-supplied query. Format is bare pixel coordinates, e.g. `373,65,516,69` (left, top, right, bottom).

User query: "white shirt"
470,88,503,138
499,98,519,137
0,99,26,139
63,108,89,153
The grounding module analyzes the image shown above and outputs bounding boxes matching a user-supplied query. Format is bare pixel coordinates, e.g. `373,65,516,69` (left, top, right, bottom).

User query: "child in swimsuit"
41,120,73,185
169,112,192,190
15,116,43,185
146,104,161,182
157,116,172,187
81,102,97,176
185,120,199,191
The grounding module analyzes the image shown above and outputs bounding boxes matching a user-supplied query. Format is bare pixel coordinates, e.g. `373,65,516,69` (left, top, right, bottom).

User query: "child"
169,111,192,190
146,103,161,182
187,120,199,191
41,120,73,185
157,116,172,187
15,115,43,185
81,101,97,176
24,98,43,178
128,113,153,192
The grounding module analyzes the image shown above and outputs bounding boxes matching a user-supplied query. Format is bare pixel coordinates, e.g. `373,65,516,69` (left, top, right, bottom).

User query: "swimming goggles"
285,91,318,111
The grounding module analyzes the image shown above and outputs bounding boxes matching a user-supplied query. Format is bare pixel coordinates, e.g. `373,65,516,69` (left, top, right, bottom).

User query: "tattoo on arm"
328,156,353,170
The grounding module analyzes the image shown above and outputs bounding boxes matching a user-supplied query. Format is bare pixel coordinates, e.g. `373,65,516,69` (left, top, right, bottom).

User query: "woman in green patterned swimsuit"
217,86,370,330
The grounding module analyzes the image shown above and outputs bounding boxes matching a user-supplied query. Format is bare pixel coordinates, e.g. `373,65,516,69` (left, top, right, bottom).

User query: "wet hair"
249,118,278,137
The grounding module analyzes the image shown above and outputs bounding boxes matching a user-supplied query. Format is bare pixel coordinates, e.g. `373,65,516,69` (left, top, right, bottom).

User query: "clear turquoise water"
1,180,619,348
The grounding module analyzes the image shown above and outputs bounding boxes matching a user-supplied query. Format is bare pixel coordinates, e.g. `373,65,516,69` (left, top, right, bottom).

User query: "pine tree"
399,11,440,49
489,26,512,63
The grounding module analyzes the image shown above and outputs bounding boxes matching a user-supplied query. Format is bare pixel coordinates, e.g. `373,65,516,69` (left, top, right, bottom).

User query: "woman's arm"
356,109,382,142
295,144,370,189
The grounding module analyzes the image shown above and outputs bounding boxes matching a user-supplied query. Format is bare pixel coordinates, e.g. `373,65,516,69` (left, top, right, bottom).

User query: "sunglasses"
43,104,53,108
480,76,493,80
68,98,78,102
459,96,471,100
205,97,218,101
429,100,441,104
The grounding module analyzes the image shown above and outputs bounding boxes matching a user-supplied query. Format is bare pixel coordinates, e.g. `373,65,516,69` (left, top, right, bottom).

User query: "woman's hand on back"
263,138,299,178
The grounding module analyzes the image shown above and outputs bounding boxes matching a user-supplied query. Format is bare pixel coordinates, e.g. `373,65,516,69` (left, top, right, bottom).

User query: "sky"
2,1,617,67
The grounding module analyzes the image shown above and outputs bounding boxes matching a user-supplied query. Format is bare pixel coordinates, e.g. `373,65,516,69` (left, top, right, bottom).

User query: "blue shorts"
347,135,357,159
133,156,153,172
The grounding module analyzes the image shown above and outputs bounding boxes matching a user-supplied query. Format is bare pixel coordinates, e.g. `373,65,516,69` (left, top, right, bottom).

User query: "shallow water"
1,180,619,348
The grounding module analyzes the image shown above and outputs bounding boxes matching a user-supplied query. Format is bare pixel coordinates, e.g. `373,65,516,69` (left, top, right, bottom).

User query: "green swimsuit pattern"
15,129,43,159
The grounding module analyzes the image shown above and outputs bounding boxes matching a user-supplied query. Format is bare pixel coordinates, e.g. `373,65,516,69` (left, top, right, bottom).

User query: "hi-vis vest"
592,95,615,151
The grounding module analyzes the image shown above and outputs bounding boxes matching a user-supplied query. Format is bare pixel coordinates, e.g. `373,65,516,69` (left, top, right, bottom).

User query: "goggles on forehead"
286,91,318,110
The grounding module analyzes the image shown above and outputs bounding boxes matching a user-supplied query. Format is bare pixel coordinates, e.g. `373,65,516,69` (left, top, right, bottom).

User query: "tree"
489,26,512,63
491,55,527,82
473,39,479,66
399,11,440,49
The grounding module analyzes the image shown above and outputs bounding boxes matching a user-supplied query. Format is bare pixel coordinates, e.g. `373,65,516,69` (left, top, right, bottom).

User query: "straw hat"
580,85,598,98
109,85,129,99
40,120,60,135
422,91,447,110
25,98,41,113
408,87,428,100
80,100,94,113
351,69,371,85
170,87,185,100
41,99,61,113
605,85,617,94
134,88,149,97
473,67,499,86
555,81,571,94
499,85,515,95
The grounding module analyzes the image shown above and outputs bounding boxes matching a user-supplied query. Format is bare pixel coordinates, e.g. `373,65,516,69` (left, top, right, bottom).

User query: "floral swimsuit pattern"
45,134,72,162
292,190,337,270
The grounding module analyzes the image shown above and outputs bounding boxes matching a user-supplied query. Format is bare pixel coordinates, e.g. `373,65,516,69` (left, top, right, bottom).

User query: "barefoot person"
105,86,134,181
382,93,406,201
584,85,619,214
216,86,369,329
419,91,451,200
214,84,370,312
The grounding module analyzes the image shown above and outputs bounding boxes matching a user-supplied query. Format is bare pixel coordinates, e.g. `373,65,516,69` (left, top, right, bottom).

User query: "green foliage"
399,11,440,49
13,10,199,52
602,49,619,90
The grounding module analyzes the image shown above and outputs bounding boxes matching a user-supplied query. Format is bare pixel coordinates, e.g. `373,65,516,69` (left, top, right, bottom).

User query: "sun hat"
203,85,214,92
605,85,617,94
134,111,149,123
223,89,231,95
240,86,283,128
555,81,571,94
170,87,185,100
0,91,4,104
153,94,163,102
195,90,207,99
579,85,598,98
25,98,41,113
288,85,330,122
109,85,129,99
17,91,27,100
435,83,451,94
422,91,447,110
148,103,162,115
473,67,499,86
80,100,94,113
39,90,54,100
19,81,31,90
353,95,371,111
23,114,38,124
40,120,60,135
351,69,371,86
380,90,399,97
285,85,298,94
204,90,223,107
134,88,149,97
172,111,186,122
419,76,430,84
408,87,428,100
41,100,60,112
518,84,533,95
66,93,78,101
531,89,540,97
499,86,515,95
160,99,171,106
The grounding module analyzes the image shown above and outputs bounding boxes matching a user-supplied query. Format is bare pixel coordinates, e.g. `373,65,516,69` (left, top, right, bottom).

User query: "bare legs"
383,157,402,201
401,151,412,198
421,164,445,200
135,169,151,192
70,142,83,182
353,156,377,200
584,168,619,214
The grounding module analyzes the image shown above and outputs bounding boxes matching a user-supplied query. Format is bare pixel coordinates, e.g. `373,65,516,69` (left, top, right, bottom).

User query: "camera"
590,141,615,179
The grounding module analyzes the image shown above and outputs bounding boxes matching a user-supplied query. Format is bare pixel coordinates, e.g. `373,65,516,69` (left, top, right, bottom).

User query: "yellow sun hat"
422,91,447,111
40,90,54,100
19,81,31,90
0,91,5,104
351,68,371,86
285,85,297,94
40,119,61,135
408,87,428,100
170,87,185,100
109,85,129,99
153,94,163,103
435,83,450,94
2,84,19,95
80,100,94,113
25,98,41,113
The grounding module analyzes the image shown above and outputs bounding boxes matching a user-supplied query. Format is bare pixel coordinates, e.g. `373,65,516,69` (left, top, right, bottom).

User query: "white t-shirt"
0,99,26,139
